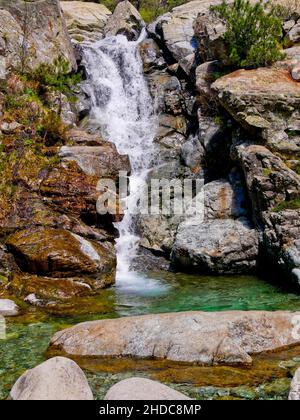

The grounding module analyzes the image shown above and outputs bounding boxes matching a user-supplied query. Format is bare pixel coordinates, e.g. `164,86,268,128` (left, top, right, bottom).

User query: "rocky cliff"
0,0,299,314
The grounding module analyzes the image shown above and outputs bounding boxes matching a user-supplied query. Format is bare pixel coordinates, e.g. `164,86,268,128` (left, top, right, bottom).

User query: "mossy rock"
6,226,116,285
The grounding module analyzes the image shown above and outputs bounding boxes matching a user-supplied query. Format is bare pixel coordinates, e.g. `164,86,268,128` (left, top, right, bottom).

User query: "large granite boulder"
148,1,222,74
105,378,191,400
61,1,111,44
289,367,300,400
9,357,93,400
0,0,76,78
234,142,300,286
212,68,300,158
49,311,300,366
172,218,258,274
6,226,115,286
104,1,145,40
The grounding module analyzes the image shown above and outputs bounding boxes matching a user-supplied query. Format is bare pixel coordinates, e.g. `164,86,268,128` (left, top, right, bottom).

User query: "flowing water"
82,32,161,293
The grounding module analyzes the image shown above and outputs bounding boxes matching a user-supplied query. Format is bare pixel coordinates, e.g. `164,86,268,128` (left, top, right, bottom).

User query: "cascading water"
82,31,167,294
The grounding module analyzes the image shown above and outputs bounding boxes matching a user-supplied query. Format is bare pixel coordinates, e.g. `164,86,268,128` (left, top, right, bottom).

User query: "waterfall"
82,32,162,290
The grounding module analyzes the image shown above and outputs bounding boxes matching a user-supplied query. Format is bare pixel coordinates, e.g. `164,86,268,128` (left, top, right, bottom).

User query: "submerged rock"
104,377,191,400
9,357,93,400
49,311,300,365
289,367,300,400
0,299,19,316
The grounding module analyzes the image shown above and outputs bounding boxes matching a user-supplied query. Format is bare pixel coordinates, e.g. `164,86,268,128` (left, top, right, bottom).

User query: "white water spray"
83,32,166,291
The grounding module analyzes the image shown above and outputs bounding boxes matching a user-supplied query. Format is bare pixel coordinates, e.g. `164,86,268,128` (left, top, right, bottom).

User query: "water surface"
1,272,300,400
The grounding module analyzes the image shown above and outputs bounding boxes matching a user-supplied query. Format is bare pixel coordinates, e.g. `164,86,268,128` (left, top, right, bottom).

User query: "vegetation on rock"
211,0,285,68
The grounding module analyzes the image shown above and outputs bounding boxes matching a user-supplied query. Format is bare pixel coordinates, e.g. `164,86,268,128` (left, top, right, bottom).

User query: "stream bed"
1,272,300,400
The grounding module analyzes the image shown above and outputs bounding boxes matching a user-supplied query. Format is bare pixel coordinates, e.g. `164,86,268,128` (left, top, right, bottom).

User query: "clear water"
1,272,300,400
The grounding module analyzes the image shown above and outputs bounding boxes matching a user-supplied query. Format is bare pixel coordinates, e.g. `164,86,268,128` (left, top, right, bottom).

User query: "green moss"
263,168,273,177
272,198,300,212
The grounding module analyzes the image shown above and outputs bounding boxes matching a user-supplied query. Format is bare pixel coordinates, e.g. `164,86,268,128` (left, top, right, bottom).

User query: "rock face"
49,311,300,365
104,1,145,40
61,1,111,44
289,367,300,400
172,218,258,274
9,357,93,400
0,299,19,316
104,378,191,400
0,0,76,78
234,142,300,285
0,124,128,307
148,1,222,74
212,68,300,158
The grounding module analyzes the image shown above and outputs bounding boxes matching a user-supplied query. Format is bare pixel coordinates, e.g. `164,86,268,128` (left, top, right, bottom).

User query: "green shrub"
26,57,82,96
273,197,300,212
211,0,285,68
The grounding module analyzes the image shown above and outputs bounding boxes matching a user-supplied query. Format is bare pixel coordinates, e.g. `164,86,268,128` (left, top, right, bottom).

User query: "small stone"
0,121,22,134
104,377,191,400
0,299,19,316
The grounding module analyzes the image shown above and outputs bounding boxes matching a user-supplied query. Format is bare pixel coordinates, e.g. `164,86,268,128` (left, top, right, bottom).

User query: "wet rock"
0,299,19,316
9,357,93,400
0,0,76,78
104,378,191,400
6,226,116,288
10,274,96,303
61,1,111,44
49,311,300,365
104,1,145,41
289,367,300,400
172,218,258,274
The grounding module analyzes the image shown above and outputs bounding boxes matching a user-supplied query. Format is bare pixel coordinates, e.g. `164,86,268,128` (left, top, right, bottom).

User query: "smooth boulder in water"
9,357,93,400
104,377,191,400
